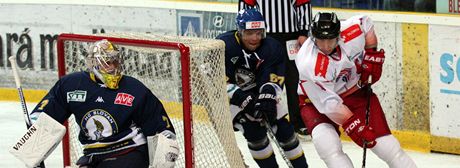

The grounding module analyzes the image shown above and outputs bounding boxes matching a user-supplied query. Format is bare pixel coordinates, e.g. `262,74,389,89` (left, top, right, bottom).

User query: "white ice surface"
1,101,459,168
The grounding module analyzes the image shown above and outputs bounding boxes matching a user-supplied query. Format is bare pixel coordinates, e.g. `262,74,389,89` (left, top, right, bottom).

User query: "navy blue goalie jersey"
31,71,174,155
217,30,287,93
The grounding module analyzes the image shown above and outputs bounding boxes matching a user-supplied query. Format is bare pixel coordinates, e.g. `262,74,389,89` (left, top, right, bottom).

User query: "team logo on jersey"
231,56,239,64
67,90,87,103
95,96,105,103
337,68,352,83
235,68,256,91
114,93,135,106
81,109,118,141
98,83,107,88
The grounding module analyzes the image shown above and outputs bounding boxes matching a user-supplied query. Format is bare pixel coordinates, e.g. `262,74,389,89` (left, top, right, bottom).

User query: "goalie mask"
86,39,123,89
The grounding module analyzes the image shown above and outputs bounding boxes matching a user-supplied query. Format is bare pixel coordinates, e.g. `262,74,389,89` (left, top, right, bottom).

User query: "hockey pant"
301,88,416,168
240,118,308,168
76,145,148,168
299,88,391,140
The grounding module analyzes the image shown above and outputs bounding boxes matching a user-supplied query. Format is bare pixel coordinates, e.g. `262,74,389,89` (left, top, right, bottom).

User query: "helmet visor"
240,29,265,51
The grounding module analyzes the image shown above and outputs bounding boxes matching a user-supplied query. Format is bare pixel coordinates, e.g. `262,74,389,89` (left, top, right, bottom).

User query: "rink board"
0,1,459,154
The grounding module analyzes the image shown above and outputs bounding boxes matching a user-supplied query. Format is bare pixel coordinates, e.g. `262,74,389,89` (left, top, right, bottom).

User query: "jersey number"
162,116,171,129
270,74,285,86
38,99,49,110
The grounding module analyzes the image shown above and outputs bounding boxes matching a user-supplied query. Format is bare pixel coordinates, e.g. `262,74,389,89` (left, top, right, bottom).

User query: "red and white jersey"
295,15,374,115
340,15,374,59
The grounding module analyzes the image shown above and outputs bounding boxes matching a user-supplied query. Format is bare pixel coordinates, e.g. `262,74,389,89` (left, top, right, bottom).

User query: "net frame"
56,33,238,168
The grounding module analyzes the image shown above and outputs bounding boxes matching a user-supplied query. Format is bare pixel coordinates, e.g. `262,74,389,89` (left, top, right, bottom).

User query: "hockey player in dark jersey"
29,40,179,168
217,8,308,168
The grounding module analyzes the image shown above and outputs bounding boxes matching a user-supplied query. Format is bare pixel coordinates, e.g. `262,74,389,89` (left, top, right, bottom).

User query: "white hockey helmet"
86,39,123,89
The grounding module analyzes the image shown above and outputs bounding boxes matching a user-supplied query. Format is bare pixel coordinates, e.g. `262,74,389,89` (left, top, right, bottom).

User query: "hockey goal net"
57,33,245,168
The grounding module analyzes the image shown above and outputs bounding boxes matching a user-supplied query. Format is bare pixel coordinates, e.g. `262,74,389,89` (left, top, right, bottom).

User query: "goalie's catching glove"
254,85,277,124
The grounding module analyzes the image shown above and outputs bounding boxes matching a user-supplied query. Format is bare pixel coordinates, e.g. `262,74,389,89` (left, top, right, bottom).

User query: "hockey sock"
248,136,278,168
275,121,308,168
254,153,278,168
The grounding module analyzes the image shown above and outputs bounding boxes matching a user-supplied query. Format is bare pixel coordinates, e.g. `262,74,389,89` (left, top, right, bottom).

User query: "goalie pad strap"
9,113,66,168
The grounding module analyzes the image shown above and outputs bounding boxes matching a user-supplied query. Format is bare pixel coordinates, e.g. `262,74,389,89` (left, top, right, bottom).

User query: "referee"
239,0,312,135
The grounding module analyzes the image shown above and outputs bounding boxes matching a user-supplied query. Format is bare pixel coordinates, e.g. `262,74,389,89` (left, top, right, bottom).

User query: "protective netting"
59,33,245,168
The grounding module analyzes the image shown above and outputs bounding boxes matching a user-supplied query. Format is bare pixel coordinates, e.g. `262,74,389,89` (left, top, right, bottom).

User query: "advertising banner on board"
177,10,236,38
429,24,460,138
0,4,175,89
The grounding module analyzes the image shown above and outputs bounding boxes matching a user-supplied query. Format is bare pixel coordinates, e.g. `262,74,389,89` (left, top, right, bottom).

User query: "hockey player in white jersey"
295,12,417,168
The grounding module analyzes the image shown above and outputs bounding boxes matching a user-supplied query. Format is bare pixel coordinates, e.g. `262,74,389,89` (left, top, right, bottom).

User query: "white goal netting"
57,33,245,168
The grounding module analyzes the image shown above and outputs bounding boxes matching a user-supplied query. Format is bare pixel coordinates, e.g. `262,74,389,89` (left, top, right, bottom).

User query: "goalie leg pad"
9,113,66,168
312,123,353,168
147,130,179,168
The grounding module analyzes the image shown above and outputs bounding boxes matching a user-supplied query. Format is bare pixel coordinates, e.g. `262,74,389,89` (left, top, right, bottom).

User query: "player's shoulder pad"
216,30,237,40
60,71,86,81
120,75,149,90
263,36,283,49
296,40,320,77
57,71,89,87
259,37,286,60
341,15,373,29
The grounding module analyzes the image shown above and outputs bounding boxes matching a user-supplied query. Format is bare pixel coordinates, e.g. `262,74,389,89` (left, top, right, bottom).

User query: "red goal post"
56,33,244,168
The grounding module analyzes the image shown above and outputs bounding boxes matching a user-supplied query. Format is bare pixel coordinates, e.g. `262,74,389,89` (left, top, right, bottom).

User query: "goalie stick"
260,113,294,168
9,56,46,168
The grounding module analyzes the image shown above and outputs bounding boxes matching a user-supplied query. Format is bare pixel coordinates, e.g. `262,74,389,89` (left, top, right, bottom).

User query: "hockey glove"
230,89,256,122
357,48,385,84
342,115,377,148
254,85,277,124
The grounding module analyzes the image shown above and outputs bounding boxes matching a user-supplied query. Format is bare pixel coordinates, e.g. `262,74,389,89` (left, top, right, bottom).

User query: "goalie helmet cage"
56,33,245,168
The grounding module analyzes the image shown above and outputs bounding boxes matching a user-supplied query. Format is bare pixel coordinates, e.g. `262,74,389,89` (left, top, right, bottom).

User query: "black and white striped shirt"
239,0,312,35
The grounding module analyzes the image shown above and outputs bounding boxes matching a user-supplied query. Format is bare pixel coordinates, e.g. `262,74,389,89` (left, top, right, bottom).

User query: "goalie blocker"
147,130,180,168
9,113,66,168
